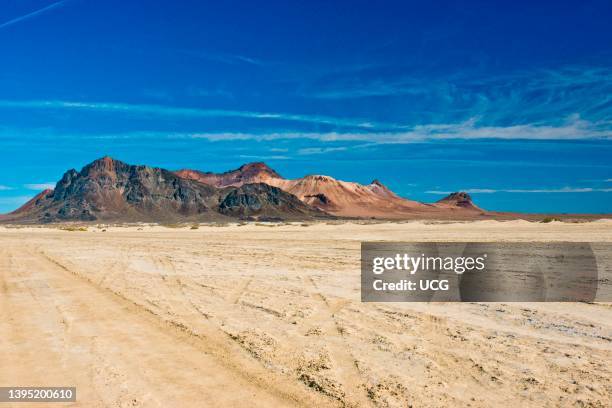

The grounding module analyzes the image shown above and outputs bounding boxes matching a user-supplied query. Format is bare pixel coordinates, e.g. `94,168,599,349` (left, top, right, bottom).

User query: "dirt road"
0,240,326,407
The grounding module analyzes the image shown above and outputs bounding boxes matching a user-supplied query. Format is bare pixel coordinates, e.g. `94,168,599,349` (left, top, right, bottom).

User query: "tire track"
230,277,253,304
303,275,373,407
33,245,329,407
0,246,103,405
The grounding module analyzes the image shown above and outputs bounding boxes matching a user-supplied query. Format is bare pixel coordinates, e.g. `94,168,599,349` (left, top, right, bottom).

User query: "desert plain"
1,220,611,407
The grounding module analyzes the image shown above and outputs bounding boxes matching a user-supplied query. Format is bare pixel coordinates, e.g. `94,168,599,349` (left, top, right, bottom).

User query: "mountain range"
2,157,487,223
175,163,483,218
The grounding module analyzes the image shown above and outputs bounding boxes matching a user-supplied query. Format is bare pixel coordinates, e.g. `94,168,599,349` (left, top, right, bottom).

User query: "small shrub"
62,226,88,232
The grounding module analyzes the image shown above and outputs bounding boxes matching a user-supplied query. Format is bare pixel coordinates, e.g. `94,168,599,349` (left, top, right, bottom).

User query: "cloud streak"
0,100,390,130
0,185,13,191
297,146,349,155
301,65,612,130
24,183,55,190
426,187,612,194
2,119,611,145
177,116,611,141
0,1,67,30
1,100,611,140
238,154,289,160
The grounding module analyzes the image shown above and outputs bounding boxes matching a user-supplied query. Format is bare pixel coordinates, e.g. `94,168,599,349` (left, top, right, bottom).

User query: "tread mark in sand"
26,247,322,408
304,275,373,407
230,277,253,304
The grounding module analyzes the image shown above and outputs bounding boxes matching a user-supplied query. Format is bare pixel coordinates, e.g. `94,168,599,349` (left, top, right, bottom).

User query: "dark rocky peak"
81,156,132,177
437,192,480,209
6,157,327,223
218,183,323,218
440,192,472,202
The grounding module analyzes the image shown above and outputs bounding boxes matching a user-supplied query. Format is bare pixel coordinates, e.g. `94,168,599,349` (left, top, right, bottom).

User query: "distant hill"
175,163,485,219
4,157,327,223
434,192,483,212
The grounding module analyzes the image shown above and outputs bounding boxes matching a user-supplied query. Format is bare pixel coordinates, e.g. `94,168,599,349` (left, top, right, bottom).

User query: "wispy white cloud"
179,116,611,141
401,116,612,140
426,187,612,194
1,101,611,141
6,118,609,143
297,142,377,155
306,66,612,100
0,0,67,30
24,183,55,190
297,146,348,155
238,154,289,160
0,100,390,130
301,65,612,131
231,55,264,66
0,185,13,191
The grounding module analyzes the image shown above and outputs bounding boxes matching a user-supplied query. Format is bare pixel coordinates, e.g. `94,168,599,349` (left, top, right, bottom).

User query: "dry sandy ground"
1,220,611,407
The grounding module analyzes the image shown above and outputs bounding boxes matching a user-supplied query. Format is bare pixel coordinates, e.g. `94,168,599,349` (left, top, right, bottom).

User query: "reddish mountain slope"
10,189,54,215
175,163,486,218
268,175,430,217
175,162,282,187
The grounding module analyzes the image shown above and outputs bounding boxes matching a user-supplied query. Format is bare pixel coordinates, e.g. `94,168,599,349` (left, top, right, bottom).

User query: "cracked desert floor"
1,220,611,407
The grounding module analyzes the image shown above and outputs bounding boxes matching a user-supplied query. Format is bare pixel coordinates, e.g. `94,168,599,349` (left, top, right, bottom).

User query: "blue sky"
0,0,611,213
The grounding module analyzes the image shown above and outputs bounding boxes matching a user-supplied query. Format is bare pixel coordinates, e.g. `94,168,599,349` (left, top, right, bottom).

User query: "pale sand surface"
1,220,611,407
